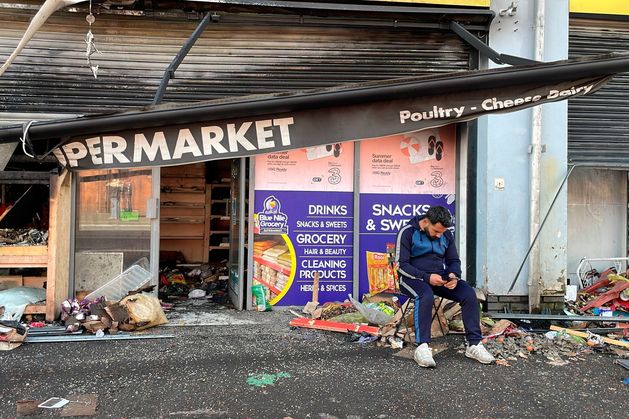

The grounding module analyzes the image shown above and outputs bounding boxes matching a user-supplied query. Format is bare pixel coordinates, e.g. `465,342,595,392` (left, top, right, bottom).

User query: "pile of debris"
61,286,167,335
159,263,231,308
0,320,27,350
567,268,629,320
478,319,613,366
0,285,170,351
0,228,47,246
289,289,629,366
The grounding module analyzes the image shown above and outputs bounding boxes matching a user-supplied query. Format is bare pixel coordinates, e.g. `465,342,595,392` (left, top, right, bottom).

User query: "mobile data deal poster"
358,126,456,297
254,142,354,306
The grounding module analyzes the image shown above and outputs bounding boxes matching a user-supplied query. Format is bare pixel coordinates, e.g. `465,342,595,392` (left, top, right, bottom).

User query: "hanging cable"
85,0,99,78
20,120,35,158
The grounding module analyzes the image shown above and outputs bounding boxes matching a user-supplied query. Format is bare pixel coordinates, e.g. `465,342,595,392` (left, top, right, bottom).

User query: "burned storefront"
2,0,629,325
0,0,492,316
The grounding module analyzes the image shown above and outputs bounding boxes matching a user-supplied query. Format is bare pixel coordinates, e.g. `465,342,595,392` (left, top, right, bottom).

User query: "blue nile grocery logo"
257,195,288,234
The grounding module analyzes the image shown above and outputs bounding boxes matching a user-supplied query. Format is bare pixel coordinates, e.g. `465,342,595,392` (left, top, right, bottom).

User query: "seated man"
395,205,495,368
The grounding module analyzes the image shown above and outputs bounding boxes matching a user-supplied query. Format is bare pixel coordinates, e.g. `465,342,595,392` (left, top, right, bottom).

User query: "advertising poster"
253,142,354,306
358,126,456,297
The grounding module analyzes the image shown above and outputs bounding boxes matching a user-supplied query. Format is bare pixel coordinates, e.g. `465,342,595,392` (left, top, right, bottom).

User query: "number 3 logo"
328,168,341,185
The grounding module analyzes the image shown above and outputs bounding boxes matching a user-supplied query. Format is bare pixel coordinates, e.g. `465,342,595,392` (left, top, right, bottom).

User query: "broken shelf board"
489,313,629,322
549,325,629,348
290,318,380,336
0,245,48,268
23,304,46,315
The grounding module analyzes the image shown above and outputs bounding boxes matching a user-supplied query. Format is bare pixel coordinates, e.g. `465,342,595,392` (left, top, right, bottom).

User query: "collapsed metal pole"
0,0,84,77
508,164,576,294
449,21,539,66
152,12,217,105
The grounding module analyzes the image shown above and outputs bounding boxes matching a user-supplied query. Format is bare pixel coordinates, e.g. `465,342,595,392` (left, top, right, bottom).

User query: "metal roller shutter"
0,7,473,115
569,18,629,166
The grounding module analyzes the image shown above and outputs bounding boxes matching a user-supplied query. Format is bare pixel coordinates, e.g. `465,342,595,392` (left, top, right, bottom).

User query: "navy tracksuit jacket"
395,215,482,345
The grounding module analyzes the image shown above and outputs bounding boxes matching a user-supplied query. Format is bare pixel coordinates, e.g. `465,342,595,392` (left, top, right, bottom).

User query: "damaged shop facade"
0,0,628,319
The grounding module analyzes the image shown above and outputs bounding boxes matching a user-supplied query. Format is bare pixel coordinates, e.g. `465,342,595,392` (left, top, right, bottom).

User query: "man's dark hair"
424,206,452,227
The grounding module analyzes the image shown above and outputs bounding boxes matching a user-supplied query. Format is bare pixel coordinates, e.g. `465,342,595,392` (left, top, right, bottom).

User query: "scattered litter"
348,294,394,326
246,372,291,388
550,325,629,349
38,397,69,409
0,321,27,351
388,336,403,349
289,318,380,336
495,359,511,367
615,359,629,370
286,276,629,368
252,284,272,312
346,331,378,344
187,289,206,299
85,258,151,302
159,263,231,309
0,228,47,246
0,287,46,321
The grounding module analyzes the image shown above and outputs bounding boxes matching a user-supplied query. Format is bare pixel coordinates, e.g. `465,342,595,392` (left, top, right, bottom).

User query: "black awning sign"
53,76,607,170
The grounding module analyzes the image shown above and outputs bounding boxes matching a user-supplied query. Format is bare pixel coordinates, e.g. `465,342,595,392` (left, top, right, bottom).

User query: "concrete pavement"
0,309,625,418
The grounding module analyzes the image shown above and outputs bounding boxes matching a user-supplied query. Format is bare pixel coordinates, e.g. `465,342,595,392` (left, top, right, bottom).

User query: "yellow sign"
372,0,489,6
570,0,629,15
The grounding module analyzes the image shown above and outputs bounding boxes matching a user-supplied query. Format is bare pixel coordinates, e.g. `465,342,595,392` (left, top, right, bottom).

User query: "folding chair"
386,244,446,344
393,294,446,345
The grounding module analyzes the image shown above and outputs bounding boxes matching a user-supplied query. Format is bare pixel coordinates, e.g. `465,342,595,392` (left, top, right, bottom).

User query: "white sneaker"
414,343,436,368
465,342,496,364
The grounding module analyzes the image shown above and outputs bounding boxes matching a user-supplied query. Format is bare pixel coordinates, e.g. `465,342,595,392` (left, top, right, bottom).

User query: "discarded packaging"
348,294,394,326
188,289,206,299
252,284,271,312
85,258,151,301
0,287,46,321
118,293,168,331
38,397,69,409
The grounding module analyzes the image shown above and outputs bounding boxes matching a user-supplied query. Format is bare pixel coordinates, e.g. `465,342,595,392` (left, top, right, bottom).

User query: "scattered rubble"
0,228,47,246
288,282,629,367
159,263,231,309
568,268,629,318
61,286,167,334
0,283,169,350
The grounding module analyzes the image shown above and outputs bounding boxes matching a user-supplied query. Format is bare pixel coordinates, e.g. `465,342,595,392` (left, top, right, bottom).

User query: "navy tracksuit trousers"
400,277,482,346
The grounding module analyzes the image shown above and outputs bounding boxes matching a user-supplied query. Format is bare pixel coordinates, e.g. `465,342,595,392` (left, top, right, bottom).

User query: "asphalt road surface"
1,309,626,418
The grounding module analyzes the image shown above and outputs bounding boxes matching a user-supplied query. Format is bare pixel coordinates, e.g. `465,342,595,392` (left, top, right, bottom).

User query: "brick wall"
487,294,566,313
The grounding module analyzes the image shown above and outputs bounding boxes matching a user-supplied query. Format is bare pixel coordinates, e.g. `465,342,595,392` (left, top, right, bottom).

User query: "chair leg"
431,298,446,337
394,298,413,344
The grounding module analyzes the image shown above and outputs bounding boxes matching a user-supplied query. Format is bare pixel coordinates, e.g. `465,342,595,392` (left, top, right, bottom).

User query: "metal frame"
576,257,629,289
449,21,540,66
5,52,629,145
152,12,218,105
246,156,256,310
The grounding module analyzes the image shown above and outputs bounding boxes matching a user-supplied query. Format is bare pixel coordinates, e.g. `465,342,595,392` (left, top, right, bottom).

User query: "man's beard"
423,227,438,241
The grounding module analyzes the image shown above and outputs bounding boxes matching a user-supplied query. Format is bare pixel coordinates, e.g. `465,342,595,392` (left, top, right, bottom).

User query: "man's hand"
443,273,458,290
428,274,447,287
